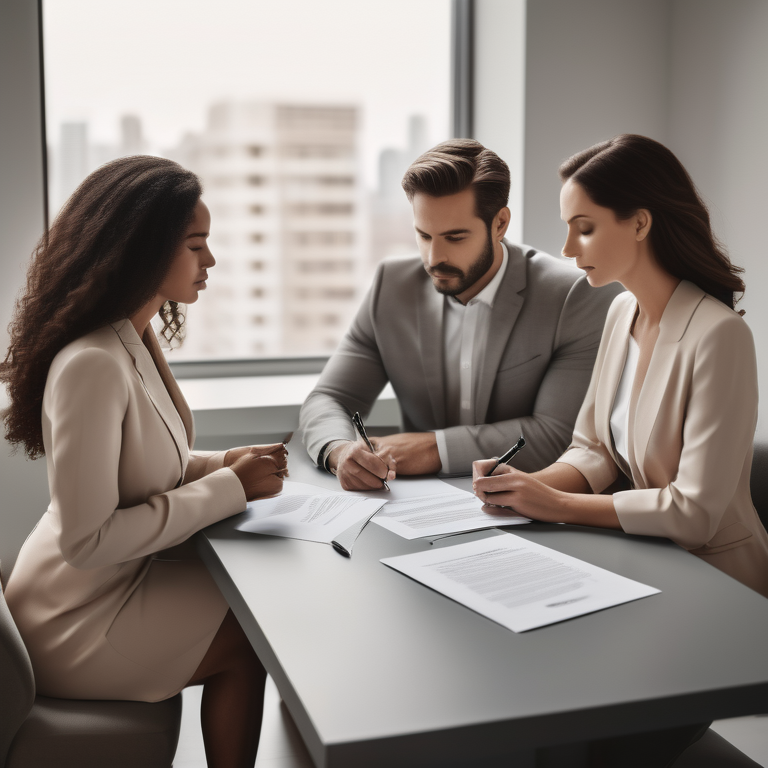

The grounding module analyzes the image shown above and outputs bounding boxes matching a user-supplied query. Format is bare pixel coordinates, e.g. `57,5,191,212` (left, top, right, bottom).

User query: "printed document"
236,481,385,544
372,487,530,539
381,534,660,632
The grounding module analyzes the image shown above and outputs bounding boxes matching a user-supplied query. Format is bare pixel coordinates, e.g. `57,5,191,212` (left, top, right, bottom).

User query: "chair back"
0,569,35,768
750,441,768,533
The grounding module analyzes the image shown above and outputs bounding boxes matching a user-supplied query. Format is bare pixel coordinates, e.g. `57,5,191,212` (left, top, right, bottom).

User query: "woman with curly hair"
2,155,287,768
474,134,768,598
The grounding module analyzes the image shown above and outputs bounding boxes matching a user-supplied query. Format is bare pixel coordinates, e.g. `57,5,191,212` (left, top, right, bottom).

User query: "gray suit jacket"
299,240,622,475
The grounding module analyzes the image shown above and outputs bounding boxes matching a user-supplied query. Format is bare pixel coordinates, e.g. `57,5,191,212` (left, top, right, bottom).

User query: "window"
43,0,452,361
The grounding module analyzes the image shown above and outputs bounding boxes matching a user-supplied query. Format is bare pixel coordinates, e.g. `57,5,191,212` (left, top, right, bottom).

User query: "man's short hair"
401,139,510,228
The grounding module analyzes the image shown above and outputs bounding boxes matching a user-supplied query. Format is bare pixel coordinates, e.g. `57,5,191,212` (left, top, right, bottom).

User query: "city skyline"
42,0,451,192
47,103,427,360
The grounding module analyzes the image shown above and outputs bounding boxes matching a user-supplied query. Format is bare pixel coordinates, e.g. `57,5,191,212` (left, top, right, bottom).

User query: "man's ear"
494,206,511,241
636,209,652,241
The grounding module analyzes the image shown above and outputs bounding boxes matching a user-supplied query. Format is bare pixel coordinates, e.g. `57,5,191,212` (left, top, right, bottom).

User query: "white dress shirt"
609,334,639,469
434,242,509,474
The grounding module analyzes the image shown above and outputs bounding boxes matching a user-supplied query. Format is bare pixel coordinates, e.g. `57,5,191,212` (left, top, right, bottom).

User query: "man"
299,139,621,490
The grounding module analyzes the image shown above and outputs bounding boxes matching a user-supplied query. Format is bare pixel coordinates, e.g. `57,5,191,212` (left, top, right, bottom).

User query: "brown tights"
187,609,268,768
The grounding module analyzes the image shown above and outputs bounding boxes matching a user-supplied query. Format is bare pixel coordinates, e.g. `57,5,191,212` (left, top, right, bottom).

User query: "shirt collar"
450,240,509,308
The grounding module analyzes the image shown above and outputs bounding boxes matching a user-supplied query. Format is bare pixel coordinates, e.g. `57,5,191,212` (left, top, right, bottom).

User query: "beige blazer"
300,241,622,475
558,282,768,598
5,320,247,701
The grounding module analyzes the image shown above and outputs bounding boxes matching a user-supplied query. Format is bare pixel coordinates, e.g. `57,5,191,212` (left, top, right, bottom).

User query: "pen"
352,411,390,491
485,435,526,476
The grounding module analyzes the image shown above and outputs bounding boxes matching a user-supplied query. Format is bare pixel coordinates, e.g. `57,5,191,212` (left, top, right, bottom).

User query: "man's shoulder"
375,254,428,285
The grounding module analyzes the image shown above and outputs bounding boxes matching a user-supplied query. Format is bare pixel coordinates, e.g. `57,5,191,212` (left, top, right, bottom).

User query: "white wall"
473,0,527,244
0,0,51,575
0,0,46,350
667,0,768,436
520,0,671,259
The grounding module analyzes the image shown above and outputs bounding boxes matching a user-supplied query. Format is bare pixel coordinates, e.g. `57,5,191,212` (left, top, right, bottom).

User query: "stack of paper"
236,481,386,544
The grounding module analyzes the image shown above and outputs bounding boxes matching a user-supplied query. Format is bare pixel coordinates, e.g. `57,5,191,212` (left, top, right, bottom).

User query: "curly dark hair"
1,155,202,458
559,134,744,308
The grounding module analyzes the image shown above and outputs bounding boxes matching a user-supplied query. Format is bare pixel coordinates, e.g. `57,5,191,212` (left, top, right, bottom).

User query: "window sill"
178,374,399,438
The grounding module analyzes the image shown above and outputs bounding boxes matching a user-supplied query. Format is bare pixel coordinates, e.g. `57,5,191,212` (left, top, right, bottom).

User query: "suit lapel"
475,242,527,423
417,277,447,427
142,328,196,448
111,320,190,481
630,281,705,483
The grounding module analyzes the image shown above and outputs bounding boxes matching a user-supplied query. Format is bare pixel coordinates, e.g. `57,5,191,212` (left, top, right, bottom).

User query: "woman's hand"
472,459,570,523
227,443,288,501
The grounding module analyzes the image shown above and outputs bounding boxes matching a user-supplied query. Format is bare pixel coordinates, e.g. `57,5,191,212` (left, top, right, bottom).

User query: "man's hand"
328,440,396,491
369,432,441,476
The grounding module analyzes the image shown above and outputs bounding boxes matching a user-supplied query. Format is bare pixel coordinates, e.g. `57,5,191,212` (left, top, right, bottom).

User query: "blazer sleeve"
184,450,228,483
46,347,247,570
299,262,390,465
613,315,758,550
439,277,622,475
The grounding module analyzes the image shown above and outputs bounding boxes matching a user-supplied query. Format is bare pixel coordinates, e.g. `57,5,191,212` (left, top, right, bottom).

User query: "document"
372,487,530,539
348,476,453,502
236,481,386,544
381,534,660,632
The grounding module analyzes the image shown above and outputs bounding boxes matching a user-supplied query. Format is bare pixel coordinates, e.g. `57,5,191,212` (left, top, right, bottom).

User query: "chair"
0,573,182,768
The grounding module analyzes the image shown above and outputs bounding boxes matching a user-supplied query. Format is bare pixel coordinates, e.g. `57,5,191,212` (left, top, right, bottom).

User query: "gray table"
197,445,768,768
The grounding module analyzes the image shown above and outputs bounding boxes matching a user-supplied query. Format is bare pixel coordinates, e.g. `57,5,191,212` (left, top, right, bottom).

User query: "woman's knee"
190,610,264,683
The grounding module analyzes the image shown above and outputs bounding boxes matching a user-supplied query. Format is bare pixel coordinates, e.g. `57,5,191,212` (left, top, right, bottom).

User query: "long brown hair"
1,155,202,458
401,139,510,228
559,134,744,307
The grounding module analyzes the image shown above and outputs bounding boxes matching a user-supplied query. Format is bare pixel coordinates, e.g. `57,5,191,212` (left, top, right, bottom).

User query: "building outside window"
43,0,451,360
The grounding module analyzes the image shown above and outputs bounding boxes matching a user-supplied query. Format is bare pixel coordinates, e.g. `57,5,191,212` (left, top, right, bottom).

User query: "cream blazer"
558,281,768,598
5,320,247,701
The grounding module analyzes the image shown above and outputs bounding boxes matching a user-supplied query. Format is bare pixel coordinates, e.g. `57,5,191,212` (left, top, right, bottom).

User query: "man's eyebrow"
186,231,209,238
439,228,471,236
414,226,471,237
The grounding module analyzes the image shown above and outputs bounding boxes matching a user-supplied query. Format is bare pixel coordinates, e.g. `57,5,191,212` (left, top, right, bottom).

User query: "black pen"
352,411,390,491
485,435,526,476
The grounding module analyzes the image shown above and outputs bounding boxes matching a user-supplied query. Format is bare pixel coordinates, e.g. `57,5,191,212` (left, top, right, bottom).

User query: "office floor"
174,679,768,767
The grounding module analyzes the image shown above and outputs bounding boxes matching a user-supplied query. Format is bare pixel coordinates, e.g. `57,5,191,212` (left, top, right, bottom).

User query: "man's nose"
427,241,445,267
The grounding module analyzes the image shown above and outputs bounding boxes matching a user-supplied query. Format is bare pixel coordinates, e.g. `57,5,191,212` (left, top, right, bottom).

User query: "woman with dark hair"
473,134,768,599
2,155,287,768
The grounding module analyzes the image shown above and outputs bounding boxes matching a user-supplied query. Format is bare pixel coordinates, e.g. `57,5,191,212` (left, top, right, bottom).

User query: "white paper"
372,487,530,539
347,476,453,502
236,481,386,544
381,534,660,632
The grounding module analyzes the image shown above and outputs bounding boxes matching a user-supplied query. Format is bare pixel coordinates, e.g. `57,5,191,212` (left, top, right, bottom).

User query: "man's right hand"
328,440,396,491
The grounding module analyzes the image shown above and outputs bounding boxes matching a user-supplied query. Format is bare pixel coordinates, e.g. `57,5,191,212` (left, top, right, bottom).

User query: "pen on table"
352,411,390,491
485,435,526,476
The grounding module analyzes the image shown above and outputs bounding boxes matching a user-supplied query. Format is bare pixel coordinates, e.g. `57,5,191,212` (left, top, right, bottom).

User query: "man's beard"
427,229,495,297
